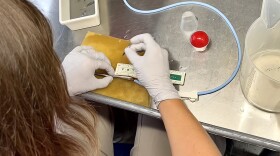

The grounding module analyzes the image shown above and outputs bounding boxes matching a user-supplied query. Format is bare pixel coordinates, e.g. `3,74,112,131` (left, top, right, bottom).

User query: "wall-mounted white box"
59,0,100,30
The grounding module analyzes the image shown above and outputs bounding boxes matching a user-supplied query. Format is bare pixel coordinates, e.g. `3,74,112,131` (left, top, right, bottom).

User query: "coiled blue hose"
123,0,242,96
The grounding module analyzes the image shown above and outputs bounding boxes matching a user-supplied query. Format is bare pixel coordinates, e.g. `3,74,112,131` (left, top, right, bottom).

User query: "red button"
190,31,209,48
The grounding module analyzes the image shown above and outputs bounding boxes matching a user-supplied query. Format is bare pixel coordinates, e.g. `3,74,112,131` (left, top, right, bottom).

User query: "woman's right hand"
124,34,180,107
126,34,221,156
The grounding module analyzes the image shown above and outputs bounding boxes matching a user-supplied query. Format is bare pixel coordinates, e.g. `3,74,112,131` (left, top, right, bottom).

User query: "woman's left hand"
62,46,114,96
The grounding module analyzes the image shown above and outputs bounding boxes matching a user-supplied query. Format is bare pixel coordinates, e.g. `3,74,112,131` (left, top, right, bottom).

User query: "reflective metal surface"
32,0,280,151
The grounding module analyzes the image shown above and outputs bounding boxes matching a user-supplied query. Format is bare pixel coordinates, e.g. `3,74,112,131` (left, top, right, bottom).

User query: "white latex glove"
62,46,114,96
124,34,180,106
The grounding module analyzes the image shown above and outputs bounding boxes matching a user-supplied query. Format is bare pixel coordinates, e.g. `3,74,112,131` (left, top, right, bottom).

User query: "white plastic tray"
59,0,100,30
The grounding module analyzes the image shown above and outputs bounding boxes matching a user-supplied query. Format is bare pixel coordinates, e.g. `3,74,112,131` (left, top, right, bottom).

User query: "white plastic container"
59,0,100,30
240,0,280,112
180,11,198,40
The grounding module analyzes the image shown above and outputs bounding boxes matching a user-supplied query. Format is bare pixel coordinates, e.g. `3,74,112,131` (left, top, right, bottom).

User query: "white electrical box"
59,0,100,30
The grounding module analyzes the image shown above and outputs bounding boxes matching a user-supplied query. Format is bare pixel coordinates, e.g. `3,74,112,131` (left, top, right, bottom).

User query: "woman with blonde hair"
0,0,107,155
0,0,221,156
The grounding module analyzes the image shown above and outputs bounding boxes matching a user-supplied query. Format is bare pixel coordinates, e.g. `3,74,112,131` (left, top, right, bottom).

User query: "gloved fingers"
124,47,141,64
129,43,146,52
162,48,169,59
80,46,93,50
130,33,156,45
93,52,111,65
162,49,170,69
80,49,111,65
91,76,113,90
78,76,113,92
94,60,115,76
70,46,92,54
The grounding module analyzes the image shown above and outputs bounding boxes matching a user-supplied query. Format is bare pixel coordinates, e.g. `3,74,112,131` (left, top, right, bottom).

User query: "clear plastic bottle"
240,0,280,112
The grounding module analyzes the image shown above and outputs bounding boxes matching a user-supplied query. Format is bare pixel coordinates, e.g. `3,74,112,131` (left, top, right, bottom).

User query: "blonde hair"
0,0,98,155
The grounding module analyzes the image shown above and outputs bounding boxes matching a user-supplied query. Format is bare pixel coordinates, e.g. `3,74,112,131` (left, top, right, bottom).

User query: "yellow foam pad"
81,32,150,107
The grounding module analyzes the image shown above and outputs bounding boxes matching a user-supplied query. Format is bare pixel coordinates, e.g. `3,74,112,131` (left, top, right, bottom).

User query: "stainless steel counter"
32,0,280,151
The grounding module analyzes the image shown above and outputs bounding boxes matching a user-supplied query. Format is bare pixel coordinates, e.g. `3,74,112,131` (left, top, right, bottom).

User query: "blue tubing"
123,0,242,96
